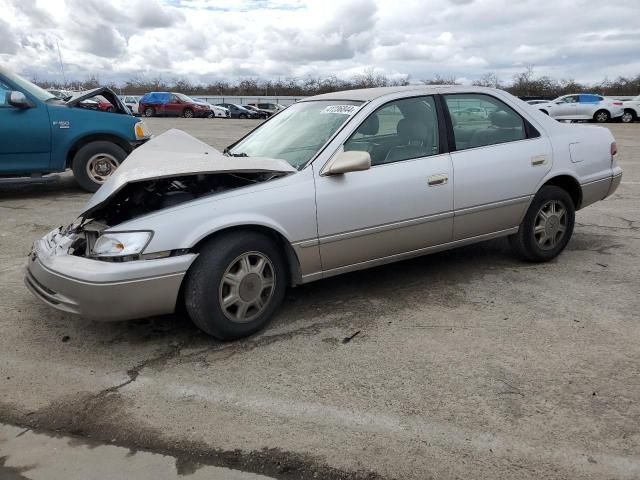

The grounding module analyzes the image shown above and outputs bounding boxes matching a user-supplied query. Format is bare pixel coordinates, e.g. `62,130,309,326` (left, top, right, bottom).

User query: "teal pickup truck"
0,67,151,192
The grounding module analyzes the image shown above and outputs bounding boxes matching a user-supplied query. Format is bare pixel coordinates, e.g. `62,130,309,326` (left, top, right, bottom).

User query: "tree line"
34,67,640,98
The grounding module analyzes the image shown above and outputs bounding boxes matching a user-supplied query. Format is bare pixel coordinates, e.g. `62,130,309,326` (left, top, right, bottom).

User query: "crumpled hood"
82,129,297,215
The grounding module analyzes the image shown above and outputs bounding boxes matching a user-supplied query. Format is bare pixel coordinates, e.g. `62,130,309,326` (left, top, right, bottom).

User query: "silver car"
534,93,624,122
26,86,623,339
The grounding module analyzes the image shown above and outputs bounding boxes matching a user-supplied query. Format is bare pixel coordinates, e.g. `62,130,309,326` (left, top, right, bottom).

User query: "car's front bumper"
25,235,197,322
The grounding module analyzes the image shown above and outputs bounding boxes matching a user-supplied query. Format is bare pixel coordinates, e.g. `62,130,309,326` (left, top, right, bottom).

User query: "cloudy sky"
1,0,639,85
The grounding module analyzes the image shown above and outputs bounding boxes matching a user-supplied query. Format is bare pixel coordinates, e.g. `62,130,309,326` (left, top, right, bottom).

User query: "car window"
445,94,526,150
0,80,10,106
344,96,439,166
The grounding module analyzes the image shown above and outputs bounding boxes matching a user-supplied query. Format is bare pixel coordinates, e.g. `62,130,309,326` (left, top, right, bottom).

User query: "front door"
314,95,454,274
554,95,579,119
444,93,552,240
0,81,51,173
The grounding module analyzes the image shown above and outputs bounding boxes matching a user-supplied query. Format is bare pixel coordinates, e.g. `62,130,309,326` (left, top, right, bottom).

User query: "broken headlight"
91,231,152,258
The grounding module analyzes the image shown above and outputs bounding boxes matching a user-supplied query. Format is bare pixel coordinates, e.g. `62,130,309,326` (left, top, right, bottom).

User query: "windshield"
176,93,194,102
228,100,363,169
2,70,56,102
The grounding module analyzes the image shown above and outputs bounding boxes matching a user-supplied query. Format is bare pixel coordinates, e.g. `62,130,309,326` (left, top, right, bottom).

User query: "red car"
138,92,212,118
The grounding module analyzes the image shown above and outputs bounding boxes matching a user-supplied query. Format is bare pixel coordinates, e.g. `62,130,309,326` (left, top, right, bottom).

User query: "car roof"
302,85,502,102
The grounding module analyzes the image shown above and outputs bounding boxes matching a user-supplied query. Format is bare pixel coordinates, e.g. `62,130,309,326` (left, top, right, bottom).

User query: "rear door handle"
428,174,448,186
531,155,547,166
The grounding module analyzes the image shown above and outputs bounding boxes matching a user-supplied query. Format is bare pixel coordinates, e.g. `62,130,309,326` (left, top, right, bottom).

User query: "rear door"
578,95,599,118
444,93,552,240
0,80,51,173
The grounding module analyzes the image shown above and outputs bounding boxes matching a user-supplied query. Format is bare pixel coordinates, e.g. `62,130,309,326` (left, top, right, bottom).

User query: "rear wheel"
594,109,610,123
183,108,194,118
207,111,214,118
621,109,635,123
184,231,287,340
144,107,155,117
71,141,127,192
509,185,575,262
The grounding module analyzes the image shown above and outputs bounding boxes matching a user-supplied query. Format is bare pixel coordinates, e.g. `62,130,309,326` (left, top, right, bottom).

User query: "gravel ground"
0,119,638,479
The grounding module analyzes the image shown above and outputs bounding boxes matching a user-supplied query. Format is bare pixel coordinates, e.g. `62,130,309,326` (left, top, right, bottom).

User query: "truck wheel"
71,141,127,193
509,186,575,262
144,107,155,117
183,108,194,118
593,110,610,123
184,231,287,340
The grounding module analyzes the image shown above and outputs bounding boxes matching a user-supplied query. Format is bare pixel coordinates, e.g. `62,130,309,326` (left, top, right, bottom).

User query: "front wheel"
184,231,287,340
509,185,575,262
183,108,194,118
71,141,127,192
144,107,155,117
594,109,610,123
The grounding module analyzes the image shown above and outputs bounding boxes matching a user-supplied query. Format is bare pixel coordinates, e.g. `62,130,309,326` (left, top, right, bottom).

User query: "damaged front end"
59,129,297,262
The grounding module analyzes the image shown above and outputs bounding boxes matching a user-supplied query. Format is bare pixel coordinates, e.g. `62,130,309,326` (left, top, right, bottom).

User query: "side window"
344,96,439,166
445,94,526,150
565,95,579,103
0,80,11,106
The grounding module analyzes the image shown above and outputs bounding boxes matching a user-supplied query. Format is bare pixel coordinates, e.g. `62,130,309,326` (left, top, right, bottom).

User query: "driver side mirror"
7,91,32,109
324,150,371,176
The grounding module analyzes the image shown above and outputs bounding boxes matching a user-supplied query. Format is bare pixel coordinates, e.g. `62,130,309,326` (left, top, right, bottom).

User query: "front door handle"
428,173,448,186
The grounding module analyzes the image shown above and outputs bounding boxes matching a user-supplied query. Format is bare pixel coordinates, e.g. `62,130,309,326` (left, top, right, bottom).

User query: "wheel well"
540,109,548,115
543,175,582,209
65,134,132,168
191,225,302,287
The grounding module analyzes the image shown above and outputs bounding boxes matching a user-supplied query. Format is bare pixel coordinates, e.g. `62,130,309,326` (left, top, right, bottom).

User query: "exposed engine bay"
65,171,286,259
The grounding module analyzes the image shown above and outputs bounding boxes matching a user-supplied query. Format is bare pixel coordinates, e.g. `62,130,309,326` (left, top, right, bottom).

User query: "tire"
593,109,610,123
621,109,635,123
71,141,127,192
509,185,575,262
183,108,194,118
239,113,248,119
207,111,214,118
144,107,155,117
184,231,287,340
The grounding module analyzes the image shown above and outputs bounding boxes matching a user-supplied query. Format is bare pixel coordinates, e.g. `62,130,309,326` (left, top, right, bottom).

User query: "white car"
621,94,640,123
194,99,230,118
526,99,550,105
25,86,622,340
120,95,140,115
534,94,624,122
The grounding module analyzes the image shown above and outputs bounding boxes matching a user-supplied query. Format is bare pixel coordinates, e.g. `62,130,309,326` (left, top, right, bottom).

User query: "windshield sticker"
321,105,360,115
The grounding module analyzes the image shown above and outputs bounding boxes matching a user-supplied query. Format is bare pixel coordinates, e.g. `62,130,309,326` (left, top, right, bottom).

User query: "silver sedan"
26,86,623,339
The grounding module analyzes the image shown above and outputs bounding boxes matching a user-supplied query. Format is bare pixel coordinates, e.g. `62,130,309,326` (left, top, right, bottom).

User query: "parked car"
0,67,151,192
47,89,74,101
193,99,230,118
242,104,269,119
120,95,140,115
25,86,622,340
138,92,212,118
247,102,285,116
216,103,260,119
621,94,640,123
534,94,624,122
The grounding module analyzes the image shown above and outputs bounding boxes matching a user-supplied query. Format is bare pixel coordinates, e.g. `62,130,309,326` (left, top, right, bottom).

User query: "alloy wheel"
621,111,634,123
534,200,567,250
218,252,276,323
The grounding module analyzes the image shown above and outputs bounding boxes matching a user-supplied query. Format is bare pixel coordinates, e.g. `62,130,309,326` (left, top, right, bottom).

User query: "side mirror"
8,91,32,109
324,150,371,175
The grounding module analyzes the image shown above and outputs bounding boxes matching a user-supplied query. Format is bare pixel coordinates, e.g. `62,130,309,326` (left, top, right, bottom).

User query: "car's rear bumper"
25,236,197,322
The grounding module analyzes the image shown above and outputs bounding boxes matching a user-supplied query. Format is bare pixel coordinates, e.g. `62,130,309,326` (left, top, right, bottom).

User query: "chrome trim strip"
291,238,319,249
455,195,532,217
317,211,453,246
580,176,612,187
316,227,518,281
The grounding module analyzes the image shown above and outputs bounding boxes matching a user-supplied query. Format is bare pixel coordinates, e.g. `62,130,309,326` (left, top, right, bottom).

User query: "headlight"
92,231,152,258
134,121,151,140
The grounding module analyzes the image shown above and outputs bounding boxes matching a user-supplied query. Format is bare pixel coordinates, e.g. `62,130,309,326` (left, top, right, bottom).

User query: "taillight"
613,102,623,106
611,142,617,156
